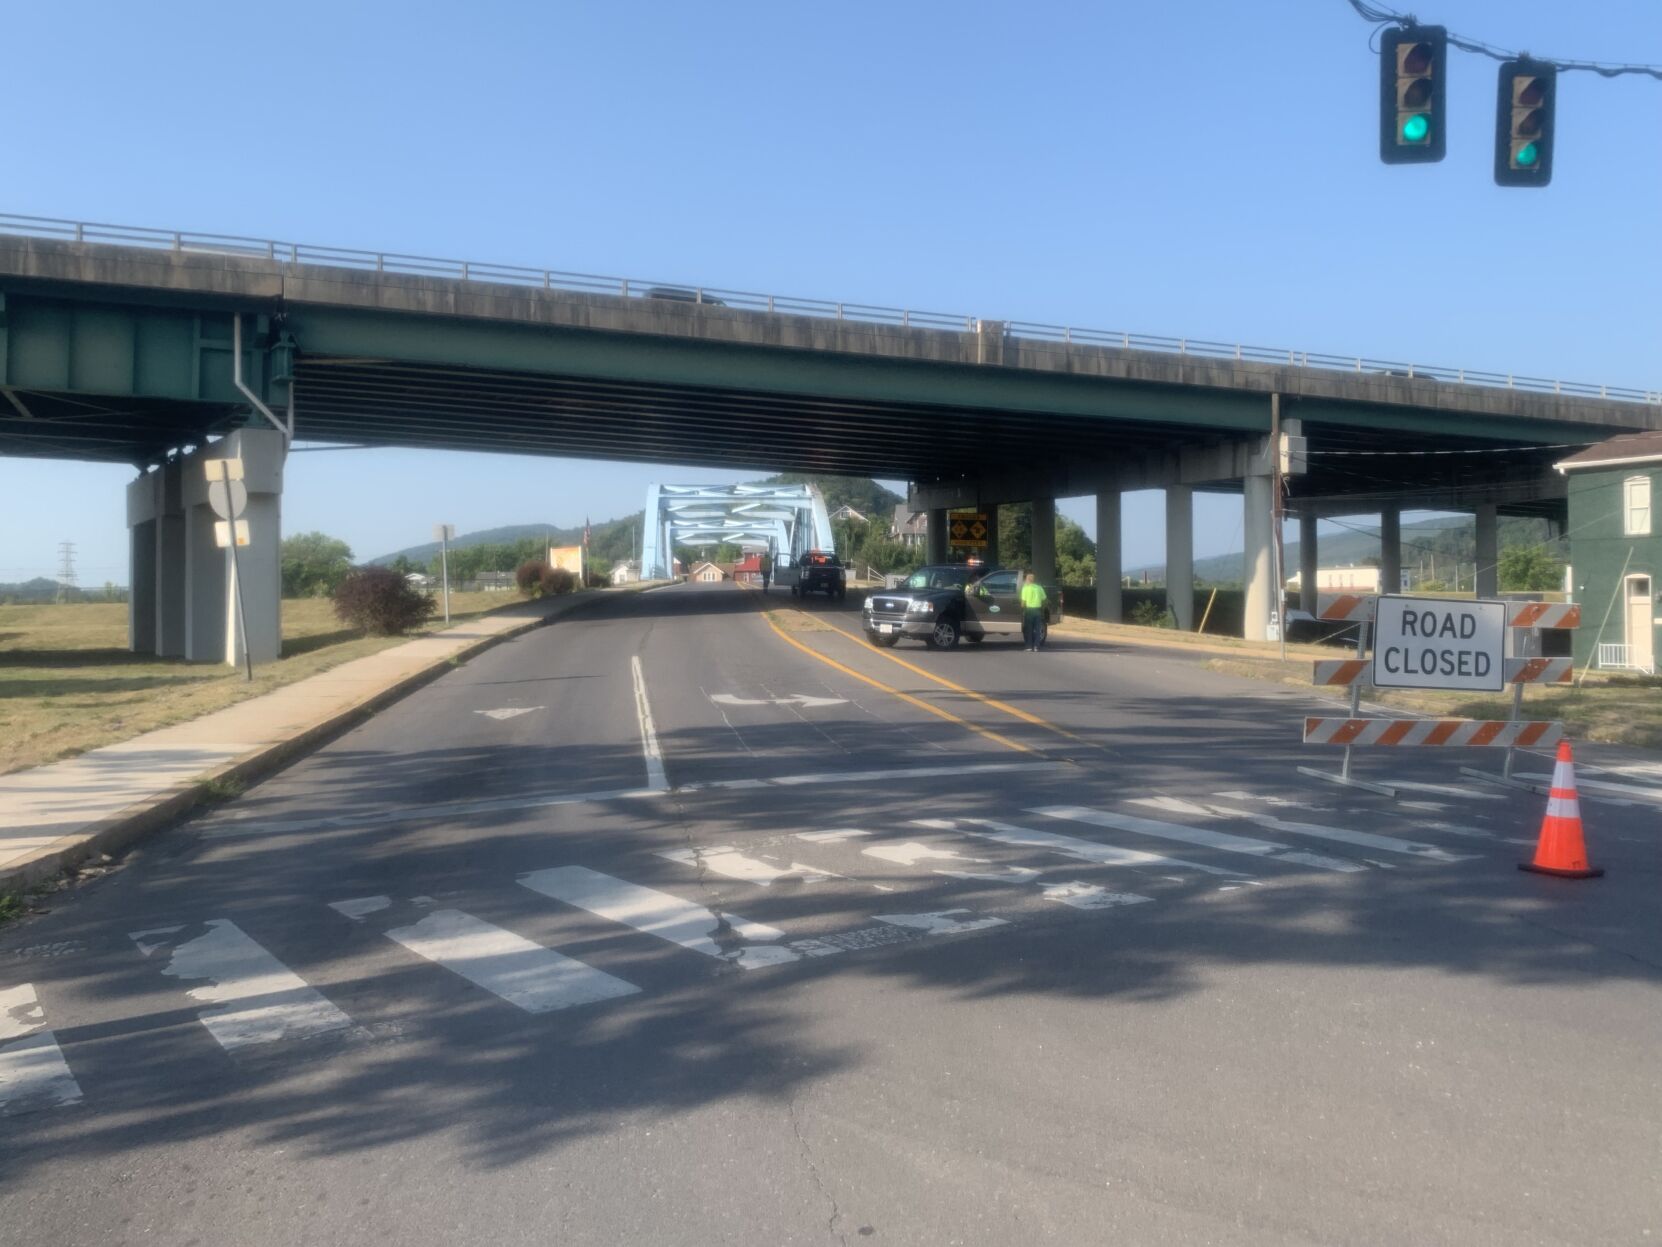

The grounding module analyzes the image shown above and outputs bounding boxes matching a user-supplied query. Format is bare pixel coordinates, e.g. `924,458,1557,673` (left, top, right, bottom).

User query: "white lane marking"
631,655,670,792
0,987,83,1115
1213,790,1320,810
875,910,1008,935
709,693,847,709
658,847,836,886
474,706,543,722
1031,807,1365,873
328,896,392,922
518,866,798,970
1512,772,1662,804
862,842,990,868
686,761,1074,792
1422,821,1497,841
1041,883,1154,911
383,909,639,1013
1130,797,1478,863
129,920,353,1051
205,763,1075,840
1399,800,1451,812
916,817,1244,877
1386,781,1504,802
936,865,1045,884
796,829,872,844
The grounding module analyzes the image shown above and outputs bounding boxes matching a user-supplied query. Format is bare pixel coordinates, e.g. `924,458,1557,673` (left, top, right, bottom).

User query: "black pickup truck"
861,564,1063,649
775,550,847,600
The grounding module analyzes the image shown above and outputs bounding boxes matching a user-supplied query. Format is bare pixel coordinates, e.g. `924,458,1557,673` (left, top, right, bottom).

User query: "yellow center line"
807,611,1102,749
759,612,1036,755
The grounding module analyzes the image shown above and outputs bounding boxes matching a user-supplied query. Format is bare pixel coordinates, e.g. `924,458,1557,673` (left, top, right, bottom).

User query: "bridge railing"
2,211,1657,406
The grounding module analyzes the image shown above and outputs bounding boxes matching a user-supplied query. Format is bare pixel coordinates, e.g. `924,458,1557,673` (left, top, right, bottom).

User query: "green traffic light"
1402,114,1430,143
1516,141,1540,167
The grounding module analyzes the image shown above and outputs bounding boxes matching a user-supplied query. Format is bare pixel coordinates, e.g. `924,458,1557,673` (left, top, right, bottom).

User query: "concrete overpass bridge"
1,212,1657,656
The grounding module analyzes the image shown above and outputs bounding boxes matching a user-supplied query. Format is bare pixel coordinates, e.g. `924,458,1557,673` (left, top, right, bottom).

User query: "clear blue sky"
2,0,1657,582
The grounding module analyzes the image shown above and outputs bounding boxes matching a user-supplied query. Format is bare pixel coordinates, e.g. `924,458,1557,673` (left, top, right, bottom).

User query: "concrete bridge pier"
127,428,285,666
1298,511,1319,611
1474,503,1500,599
1165,486,1194,630
1380,505,1402,595
926,508,948,565
1095,491,1122,622
1030,497,1057,586
1243,472,1275,641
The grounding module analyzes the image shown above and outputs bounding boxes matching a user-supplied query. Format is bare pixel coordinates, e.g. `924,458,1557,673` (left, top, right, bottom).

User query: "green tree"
281,532,354,598
1499,544,1565,592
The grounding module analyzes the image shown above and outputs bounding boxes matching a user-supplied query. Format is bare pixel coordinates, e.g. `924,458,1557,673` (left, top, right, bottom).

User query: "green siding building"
1558,432,1662,675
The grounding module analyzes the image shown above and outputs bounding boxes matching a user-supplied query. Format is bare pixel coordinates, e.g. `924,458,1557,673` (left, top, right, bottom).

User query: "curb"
0,590,609,895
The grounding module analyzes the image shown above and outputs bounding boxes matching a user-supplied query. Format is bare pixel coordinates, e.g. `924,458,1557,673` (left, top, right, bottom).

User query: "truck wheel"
925,617,961,650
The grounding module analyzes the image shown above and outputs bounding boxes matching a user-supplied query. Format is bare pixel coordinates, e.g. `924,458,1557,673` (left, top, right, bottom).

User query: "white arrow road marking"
874,910,1008,936
474,706,543,722
917,817,1244,877
862,842,991,868
710,693,848,708
1041,883,1155,911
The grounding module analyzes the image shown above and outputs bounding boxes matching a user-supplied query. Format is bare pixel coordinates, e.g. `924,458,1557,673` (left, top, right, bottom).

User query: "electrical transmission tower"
56,542,78,600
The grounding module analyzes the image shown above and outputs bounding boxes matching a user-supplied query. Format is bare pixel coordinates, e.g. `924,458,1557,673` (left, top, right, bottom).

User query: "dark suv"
862,565,1063,649
777,550,847,600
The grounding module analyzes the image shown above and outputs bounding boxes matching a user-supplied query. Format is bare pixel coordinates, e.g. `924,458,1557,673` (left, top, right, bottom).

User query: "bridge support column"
926,508,948,565
1243,474,1275,641
126,459,187,656
981,506,999,569
1165,486,1194,630
179,429,285,665
127,512,157,655
1475,503,1499,599
1030,497,1057,586
1095,491,1122,621
156,463,186,657
1298,512,1319,611
1380,505,1402,595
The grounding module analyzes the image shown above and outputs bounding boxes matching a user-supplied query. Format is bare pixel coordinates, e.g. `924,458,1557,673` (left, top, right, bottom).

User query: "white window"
1625,475,1652,537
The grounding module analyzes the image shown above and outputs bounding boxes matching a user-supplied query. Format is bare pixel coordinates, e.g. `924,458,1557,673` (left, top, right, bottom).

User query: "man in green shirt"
1020,571,1048,651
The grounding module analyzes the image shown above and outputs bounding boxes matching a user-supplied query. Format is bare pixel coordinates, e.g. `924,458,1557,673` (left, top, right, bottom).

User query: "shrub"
541,565,578,596
1129,600,1173,629
333,566,436,636
516,560,549,597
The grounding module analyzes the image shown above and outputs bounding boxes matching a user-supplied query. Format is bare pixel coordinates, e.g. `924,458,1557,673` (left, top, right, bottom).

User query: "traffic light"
1495,60,1556,187
1380,26,1447,163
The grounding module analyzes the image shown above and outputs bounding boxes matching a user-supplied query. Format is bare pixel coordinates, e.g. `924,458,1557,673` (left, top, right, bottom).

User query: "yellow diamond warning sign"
949,512,990,548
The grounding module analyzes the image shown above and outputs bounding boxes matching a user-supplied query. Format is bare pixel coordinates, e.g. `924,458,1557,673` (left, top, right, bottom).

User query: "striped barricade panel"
1505,602,1581,629
1315,594,1376,622
1311,657,1574,687
1303,718,1564,748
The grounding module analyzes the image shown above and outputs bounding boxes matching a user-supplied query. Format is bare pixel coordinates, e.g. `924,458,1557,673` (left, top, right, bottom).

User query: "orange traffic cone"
1519,740,1604,879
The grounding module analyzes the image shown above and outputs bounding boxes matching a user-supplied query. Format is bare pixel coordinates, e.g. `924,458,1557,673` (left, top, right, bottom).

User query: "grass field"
0,592,526,776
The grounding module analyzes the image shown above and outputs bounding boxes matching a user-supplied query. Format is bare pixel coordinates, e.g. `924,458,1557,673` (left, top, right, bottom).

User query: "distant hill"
370,523,579,566
0,577,68,602
1132,515,1564,584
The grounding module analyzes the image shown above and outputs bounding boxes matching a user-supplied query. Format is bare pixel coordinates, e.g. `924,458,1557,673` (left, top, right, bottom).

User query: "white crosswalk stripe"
518,865,801,969
381,908,641,1013
915,817,1244,877
1031,806,1365,873
129,920,353,1052
1129,797,1479,863
657,846,838,886
0,984,83,1116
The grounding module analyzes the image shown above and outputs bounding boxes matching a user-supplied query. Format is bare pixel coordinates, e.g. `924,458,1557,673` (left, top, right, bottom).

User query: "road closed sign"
1372,595,1505,692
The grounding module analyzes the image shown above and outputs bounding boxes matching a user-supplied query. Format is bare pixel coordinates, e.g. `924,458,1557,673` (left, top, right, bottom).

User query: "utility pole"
434,524,455,625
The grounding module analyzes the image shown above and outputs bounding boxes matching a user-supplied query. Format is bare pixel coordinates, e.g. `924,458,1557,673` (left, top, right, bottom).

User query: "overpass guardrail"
3,211,1657,406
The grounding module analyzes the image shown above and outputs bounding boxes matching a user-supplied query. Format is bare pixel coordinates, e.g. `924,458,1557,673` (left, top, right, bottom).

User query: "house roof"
1556,430,1662,473
689,560,727,576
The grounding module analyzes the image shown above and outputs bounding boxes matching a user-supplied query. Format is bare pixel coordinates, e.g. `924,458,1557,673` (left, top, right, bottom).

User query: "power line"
1346,0,1662,81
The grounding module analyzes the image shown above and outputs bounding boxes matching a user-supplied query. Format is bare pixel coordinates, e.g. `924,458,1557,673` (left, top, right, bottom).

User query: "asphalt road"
4,582,1660,1246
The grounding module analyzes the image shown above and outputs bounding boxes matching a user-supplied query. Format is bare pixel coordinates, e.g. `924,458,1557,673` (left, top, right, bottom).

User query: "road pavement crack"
788,1090,848,1246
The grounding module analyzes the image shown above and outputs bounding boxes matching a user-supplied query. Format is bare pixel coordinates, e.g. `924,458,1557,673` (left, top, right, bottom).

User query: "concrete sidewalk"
0,591,605,891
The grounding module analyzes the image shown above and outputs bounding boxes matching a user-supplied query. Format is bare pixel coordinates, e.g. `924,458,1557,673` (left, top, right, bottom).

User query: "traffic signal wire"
1346,0,1662,81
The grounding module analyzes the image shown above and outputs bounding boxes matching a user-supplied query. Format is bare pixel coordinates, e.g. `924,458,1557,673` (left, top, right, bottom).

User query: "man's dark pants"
1022,608,1044,649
